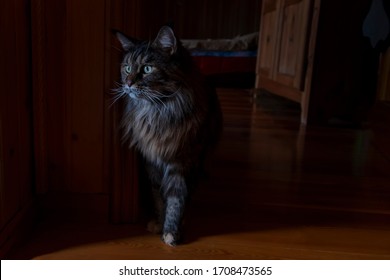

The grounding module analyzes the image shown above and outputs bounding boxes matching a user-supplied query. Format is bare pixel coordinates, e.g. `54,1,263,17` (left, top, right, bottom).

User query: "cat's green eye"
143,65,153,74
124,65,132,74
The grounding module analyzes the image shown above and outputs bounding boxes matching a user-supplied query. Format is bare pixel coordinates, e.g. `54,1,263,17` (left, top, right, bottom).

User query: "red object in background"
192,56,256,75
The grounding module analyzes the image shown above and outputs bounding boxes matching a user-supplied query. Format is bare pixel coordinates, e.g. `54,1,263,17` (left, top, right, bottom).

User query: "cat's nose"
126,79,133,86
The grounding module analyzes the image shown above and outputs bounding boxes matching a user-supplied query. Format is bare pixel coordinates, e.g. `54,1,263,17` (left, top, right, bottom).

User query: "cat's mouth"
129,92,138,99
123,84,140,99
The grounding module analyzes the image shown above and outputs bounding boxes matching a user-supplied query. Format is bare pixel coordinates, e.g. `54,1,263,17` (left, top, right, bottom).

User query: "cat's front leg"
162,195,185,246
161,166,188,246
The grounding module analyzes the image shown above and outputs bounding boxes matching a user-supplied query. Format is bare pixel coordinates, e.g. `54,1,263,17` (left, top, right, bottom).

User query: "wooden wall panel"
118,0,262,40
0,0,34,256
32,0,68,193
0,0,33,226
65,0,106,193
44,0,68,192
31,0,140,222
34,0,108,193
171,0,262,39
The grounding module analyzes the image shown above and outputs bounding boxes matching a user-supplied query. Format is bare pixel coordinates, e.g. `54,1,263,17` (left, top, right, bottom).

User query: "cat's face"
117,27,180,103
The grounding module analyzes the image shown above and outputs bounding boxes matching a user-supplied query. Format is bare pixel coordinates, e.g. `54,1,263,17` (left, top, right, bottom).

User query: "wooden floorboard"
8,88,390,260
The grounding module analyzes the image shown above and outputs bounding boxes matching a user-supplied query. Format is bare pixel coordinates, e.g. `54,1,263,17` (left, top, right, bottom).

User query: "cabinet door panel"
257,0,279,79
275,0,311,89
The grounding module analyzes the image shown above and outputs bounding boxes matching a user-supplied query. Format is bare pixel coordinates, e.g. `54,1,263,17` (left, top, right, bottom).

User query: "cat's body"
115,26,222,246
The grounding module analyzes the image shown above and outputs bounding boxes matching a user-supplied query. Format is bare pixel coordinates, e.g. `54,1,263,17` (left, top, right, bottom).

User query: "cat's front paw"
162,232,180,246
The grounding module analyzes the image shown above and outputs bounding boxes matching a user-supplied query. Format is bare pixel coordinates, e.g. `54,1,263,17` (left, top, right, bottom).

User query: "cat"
114,26,222,246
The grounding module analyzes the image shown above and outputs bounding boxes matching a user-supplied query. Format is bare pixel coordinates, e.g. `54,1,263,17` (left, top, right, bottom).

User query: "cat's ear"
153,26,177,55
115,31,136,51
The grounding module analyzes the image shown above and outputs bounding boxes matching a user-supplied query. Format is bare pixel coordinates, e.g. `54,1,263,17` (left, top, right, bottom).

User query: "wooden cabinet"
274,0,311,90
256,0,320,124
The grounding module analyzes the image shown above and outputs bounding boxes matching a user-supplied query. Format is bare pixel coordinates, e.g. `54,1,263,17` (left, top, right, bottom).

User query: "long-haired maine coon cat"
114,26,222,246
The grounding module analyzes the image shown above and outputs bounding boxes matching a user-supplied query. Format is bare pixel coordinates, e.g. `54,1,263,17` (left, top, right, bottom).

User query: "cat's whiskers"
108,87,127,108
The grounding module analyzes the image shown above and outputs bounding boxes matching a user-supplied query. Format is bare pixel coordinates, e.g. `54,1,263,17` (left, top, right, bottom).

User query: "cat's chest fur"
125,93,200,164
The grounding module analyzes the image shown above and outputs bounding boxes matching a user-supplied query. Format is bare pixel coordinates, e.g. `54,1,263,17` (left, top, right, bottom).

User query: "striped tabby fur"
115,26,222,246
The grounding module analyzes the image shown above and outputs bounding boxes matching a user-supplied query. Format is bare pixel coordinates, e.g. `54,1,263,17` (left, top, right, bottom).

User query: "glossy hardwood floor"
9,89,390,259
